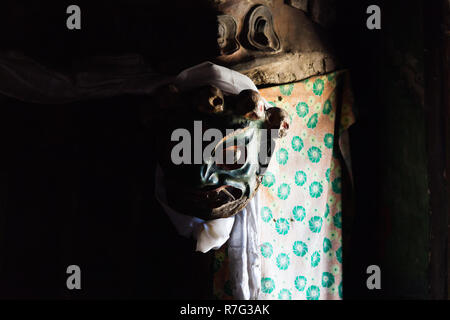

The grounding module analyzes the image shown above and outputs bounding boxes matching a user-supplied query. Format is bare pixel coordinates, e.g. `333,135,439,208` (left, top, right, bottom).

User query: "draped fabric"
213,70,355,300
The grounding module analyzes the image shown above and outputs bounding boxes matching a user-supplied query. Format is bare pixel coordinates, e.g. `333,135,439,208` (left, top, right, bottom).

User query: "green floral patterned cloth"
213,70,355,300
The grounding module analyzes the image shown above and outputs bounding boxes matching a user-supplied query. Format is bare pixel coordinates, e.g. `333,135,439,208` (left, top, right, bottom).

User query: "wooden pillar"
424,0,449,300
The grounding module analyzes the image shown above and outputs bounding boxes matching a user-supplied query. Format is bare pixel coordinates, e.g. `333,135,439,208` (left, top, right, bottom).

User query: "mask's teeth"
221,188,236,201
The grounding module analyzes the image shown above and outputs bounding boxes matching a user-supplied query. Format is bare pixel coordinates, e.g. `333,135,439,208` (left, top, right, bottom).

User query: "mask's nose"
200,161,219,186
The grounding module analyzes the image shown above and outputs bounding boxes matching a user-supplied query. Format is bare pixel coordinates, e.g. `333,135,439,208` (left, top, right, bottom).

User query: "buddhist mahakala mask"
154,79,289,221
147,0,338,220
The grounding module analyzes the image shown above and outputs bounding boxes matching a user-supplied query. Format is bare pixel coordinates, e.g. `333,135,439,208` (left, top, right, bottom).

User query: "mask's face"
154,85,289,220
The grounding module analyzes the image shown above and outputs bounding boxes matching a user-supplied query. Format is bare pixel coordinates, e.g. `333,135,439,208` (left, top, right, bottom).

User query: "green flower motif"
323,99,332,115
330,230,338,240
309,216,323,233
275,218,290,235
296,102,309,118
261,242,273,258
311,251,321,267
307,146,322,163
314,102,322,112
277,183,291,200
261,207,273,223
278,289,292,300
330,111,336,121
276,148,289,165
276,253,290,270
293,241,308,257
261,277,275,294
294,171,307,186
262,172,275,187
338,281,343,298
279,84,294,96
294,276,307,292
268,101,277,107
291,136,304,152
328,194,336,206
332,265,340,275
292,205,306,221
309,181,323,198
322,272,335,288
324,133,334,149
325,168,331,182
313,79,325,96
333,211,342,229
325,203,330,217
307,113,319,129
306,285,320,300
336,247,343,263
332,177,342,194
327,73,336,81
323,238,332,253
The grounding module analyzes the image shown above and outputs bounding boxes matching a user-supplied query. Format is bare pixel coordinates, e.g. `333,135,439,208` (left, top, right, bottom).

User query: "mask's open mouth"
201,185,243,208
166,180,244,206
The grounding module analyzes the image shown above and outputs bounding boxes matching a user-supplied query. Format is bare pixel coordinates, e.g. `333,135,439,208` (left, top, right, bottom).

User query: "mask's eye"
215,145,247,170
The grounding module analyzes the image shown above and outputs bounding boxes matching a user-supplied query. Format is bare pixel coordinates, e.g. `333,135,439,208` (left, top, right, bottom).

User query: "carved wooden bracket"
217,15,240,55
244,5,281,52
